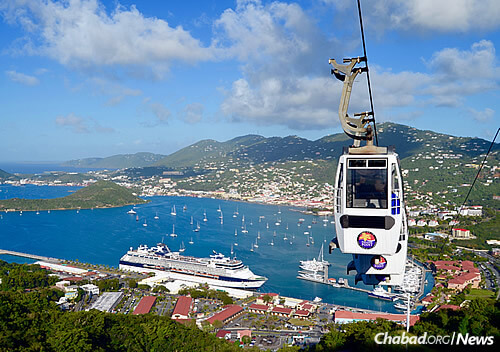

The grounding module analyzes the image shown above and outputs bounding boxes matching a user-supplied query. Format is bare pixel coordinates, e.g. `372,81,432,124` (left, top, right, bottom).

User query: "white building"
81,283,100,296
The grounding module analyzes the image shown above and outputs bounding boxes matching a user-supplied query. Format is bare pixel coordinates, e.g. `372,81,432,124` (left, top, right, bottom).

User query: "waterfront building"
87,292,123,313
271,306,292,317
334,311,419,326
248,303,270,314
172,296,193,320
206,305,243,325
447,272,481,291
133,296,156,315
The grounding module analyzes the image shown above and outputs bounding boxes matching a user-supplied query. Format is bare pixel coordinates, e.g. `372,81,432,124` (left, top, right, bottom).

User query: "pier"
0,249,61,263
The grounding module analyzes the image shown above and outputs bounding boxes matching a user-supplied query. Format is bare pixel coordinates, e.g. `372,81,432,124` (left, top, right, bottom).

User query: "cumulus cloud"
324,0,500,33
221,76,336,130
5,70,39,85
1,0,214,77
55,113,114,133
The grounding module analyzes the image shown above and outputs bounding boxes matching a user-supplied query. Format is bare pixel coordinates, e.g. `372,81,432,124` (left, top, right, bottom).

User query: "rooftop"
133,296,156,315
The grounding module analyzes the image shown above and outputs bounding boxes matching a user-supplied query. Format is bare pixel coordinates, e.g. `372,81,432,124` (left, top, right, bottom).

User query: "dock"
0,249,61,263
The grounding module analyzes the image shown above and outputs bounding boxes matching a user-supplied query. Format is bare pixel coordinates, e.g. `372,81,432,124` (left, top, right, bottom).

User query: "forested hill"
152,122,498,169
0,180,147,211
0,168,15,180
62,123,498,170
62,152,166,168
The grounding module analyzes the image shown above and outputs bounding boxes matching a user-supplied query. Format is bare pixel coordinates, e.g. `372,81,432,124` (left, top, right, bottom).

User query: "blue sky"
0,0,499,162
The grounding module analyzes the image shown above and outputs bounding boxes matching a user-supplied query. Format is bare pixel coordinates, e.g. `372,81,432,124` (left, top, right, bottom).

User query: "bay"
0,184,431,313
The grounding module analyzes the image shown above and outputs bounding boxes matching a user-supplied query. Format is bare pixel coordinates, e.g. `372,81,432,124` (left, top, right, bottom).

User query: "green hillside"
0,180,147,211
0,168,14,179
153,134,265,168
63,152,166,169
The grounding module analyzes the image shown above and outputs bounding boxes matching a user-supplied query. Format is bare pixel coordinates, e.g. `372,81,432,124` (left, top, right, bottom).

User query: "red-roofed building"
256,293,280,305
64,276,84,282
448,272,481,291
172,296,193,320
271,306,292,317
421,296,434,306
293,309,311,319
133,296,156,315
461,260,475,270
437,305,460,311
334,310,419,326
207,305,243,325
248,303,270,314
215,330,231,339
452,228,471,239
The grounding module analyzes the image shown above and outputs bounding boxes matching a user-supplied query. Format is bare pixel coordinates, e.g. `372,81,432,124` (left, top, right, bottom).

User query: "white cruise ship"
119,243,267,289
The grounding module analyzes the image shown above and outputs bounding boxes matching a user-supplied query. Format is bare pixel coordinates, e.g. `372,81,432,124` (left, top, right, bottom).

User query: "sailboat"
241,225,248,233
283,233,288,240
234,229,238,236
270,238,274,246
136,215,139,221
36,210,40,215
183,205,187,212
230,244,234,257
170,224,177,237
189,237,194,245
254,238,259,248
233,206,239,217
143,219,148,227
194,221,200,232
179,241,185,253
306,236,310,247
273,231,276,237
257,231,261,240
154,212,159,220
203,211,207,222
250,245,254,252
190,216,193,225
171,205,177,216
217,205,222,213
220,212,223,225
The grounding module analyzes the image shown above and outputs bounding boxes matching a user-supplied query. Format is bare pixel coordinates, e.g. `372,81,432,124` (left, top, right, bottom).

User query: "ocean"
0,184,433,313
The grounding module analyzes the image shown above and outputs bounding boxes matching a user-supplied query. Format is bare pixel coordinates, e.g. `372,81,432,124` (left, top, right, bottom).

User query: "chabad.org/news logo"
374,332,495,346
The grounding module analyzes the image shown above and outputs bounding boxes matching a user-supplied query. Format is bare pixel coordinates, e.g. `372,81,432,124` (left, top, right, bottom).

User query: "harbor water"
0,183,430,313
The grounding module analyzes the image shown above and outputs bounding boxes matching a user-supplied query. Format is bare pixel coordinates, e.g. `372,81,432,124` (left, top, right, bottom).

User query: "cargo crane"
328,1,408,287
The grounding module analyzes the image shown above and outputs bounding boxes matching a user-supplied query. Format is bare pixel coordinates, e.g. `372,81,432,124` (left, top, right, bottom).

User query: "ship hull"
119,262,266,289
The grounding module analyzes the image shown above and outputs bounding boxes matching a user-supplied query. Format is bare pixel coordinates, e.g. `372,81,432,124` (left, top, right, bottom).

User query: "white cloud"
325,0,500,33
89,77,142,106
468,107,495,122
221,76,336,130
55,113,89,133
1,0,213,77
5,70,39,85
55,113,114,133
182,103,204,124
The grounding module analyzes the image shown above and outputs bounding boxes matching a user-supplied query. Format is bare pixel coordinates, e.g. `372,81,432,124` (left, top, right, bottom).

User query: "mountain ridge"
62,122,498,169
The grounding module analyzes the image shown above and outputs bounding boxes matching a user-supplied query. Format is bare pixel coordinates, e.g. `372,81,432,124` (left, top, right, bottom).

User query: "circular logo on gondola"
357,231,376,249
371,255,387,270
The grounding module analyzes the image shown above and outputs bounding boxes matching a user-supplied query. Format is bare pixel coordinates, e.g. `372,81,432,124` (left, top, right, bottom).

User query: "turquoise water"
0,184,424,313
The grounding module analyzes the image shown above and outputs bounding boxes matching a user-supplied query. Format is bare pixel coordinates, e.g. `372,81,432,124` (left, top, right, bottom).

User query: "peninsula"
0,180,148,212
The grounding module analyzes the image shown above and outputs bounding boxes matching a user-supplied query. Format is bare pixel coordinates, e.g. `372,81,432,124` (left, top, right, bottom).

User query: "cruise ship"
119,243,267,289
367,286,398,301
